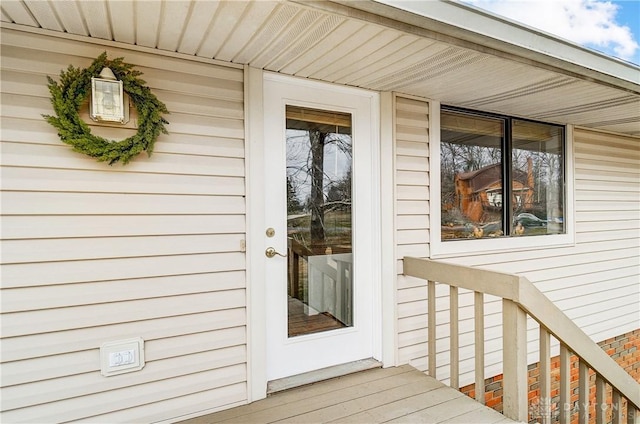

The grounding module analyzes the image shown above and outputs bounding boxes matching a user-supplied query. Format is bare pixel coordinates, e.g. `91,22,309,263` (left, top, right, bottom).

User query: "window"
440,107,565,242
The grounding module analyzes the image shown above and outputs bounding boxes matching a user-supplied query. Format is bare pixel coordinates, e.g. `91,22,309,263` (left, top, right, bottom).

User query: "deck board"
178,365,519,424
278,378,443,423
440,405,511,423
383,395,484,423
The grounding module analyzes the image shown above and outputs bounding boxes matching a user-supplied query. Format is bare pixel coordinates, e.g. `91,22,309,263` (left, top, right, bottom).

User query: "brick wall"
459,329,640,423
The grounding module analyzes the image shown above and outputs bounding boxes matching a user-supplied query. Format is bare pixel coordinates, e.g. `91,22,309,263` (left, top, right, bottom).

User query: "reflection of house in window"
455,158,534,222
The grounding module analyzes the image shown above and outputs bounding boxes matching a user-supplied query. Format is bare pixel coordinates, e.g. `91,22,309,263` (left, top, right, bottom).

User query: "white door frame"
245,67,395,401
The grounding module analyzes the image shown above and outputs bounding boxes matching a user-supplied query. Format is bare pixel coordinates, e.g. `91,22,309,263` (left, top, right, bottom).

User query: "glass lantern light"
90,67,125,123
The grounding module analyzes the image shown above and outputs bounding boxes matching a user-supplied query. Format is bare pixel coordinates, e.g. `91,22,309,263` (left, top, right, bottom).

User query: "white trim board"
245,66,267,402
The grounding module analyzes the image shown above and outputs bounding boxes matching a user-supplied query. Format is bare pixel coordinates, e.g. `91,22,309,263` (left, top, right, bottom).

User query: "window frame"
429,102,575,258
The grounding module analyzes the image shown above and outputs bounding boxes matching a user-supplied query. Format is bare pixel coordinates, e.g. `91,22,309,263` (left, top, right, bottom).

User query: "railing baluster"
428,280,436,378
595,375,606,424
629,407,639,424
579,359,589,424
474,291,485,404
612,390,623,424
450,285,459,389
502,299,528,422
540,327,551,424
560,344,571,424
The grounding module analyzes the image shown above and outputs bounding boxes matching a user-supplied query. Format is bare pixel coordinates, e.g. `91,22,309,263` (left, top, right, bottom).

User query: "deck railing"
403,257,640,424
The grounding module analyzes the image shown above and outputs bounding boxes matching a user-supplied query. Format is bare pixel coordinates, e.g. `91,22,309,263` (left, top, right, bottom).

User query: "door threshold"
267,358,382,395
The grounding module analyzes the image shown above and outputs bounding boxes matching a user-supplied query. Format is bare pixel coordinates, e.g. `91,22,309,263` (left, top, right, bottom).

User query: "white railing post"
595,375,606,424
502,299,528,422
540,327,551,424
612,390,623,424
450,285,459,389
579,359,589,424
559,344,572,424
474,291,485,404
428,280,436,378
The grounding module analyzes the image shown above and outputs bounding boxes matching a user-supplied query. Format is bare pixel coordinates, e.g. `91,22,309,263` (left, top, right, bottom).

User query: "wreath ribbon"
44,52,169,165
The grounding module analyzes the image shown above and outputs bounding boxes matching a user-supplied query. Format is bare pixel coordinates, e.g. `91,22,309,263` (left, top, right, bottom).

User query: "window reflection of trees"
286,122,352,250
440,110,564,240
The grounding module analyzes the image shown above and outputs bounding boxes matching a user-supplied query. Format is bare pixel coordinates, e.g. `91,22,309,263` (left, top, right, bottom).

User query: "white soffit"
1,0,639,136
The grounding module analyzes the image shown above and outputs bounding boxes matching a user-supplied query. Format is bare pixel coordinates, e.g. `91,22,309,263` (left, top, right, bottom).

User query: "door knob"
265,247,287,258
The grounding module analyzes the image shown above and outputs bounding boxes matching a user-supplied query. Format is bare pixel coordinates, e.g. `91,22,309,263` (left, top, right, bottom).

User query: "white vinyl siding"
394,95,431,369
393,96,640,385
0,28,247,422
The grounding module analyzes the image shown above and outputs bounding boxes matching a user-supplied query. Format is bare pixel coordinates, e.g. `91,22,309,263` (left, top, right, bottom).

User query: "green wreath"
44,52,169,165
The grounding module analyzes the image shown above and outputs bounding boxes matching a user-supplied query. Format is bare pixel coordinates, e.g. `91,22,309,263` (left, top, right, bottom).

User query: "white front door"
263,74,380,381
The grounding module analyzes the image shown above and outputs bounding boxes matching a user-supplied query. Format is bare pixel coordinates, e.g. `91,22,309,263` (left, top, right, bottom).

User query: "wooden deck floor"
180,365,518,424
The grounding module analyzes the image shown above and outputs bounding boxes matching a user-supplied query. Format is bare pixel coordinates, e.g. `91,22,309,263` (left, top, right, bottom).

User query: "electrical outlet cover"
100,337,145,377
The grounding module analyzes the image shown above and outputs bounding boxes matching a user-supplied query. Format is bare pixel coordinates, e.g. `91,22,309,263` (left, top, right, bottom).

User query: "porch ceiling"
2,0,639,136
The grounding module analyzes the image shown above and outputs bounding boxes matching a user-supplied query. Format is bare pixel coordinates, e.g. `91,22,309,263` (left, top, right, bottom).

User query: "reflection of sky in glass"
286,129,352,203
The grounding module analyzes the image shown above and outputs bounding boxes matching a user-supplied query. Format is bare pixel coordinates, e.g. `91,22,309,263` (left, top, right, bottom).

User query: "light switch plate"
100,337,145,377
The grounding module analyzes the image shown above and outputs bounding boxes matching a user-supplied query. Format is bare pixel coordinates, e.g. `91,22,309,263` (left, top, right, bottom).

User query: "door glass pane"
441,110,505,240
285,106,353,337
511,120,565,236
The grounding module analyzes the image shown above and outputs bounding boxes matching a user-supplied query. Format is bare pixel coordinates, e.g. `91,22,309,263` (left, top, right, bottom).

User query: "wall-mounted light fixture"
90,67,125,123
